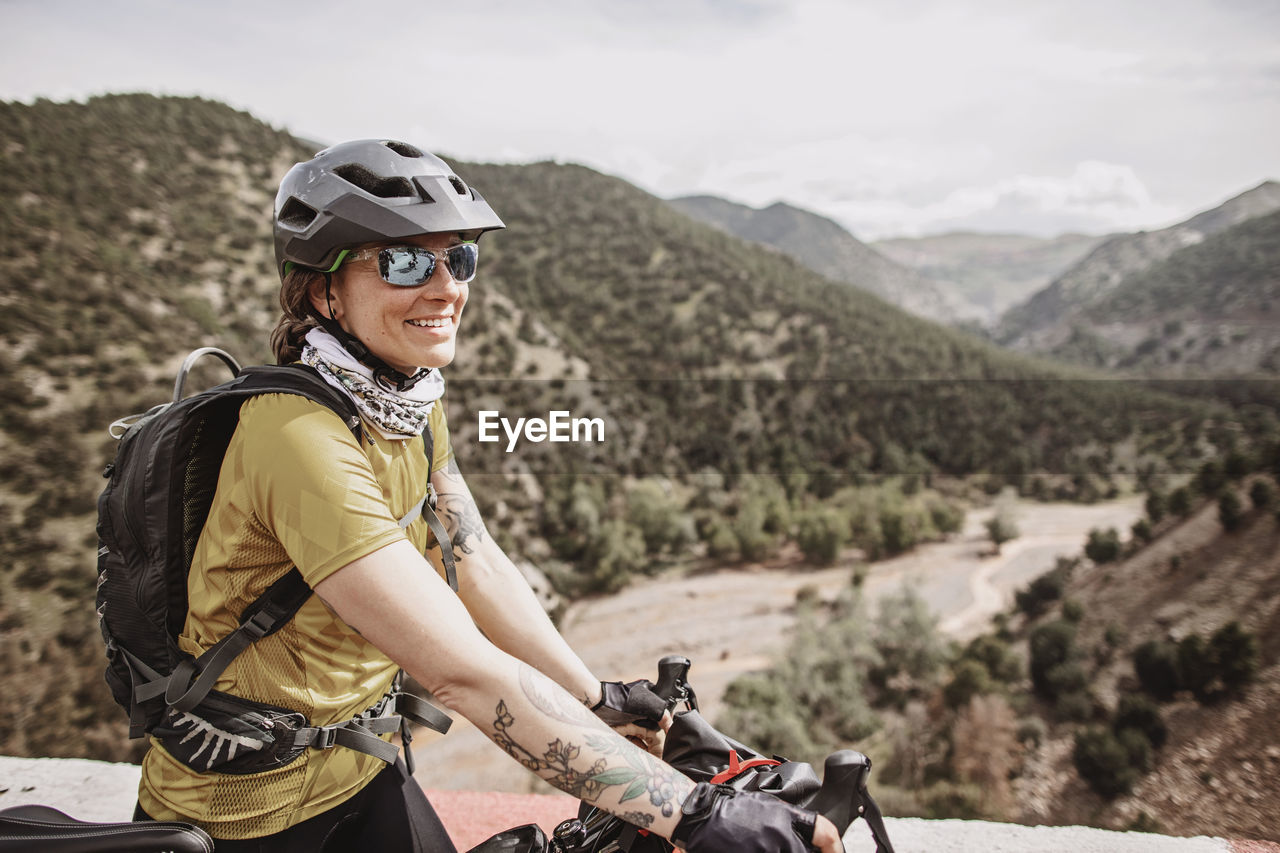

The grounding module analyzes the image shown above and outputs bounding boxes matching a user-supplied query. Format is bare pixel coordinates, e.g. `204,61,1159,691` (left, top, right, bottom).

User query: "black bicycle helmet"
273,139,505,277
272,140,505,390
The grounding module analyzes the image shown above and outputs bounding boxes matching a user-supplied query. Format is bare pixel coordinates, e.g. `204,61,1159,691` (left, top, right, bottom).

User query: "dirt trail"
411,497,1143,793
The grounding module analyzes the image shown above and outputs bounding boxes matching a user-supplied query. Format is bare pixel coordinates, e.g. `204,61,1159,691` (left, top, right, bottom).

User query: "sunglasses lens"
376,244,478,286
379,248,436,286
446,243,479,283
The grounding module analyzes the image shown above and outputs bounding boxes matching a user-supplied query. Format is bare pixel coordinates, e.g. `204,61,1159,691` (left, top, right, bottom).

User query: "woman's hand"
812,814,845,853
592,679,671,756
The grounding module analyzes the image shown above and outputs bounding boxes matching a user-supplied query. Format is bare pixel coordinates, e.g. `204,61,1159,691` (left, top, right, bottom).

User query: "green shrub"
1131,517,1153,544
718,591,883,763
985,504,1019,553
1061,598,1085,622
1249,479,1275,511
1218,491,1244,532
944,659,993,710
1015,561,1071,618
625,479,695,555
794,506,847,566
1029,620,1078,699
1073,727,1141,798
582,519,647,593
732,495,772,562
1177,634,1216,701
918,782,986,819
1017,717,1047,748
1113,694,1167,749
718,674,822,761
1084,527,1122,563
1210,622,1259,694
1144,490,1166,523
1224,450,1252,481
1054,690,1095,722
1195,459,1226,496
1168,486,1193,517
927,497,964,535
960,634,1022,684
1116,727,1154,773
705,518,739,560
1133,640,1181,701
870,585,948,707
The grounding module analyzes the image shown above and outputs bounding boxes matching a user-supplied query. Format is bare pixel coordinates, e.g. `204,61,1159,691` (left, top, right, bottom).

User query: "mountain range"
670,181,1280,380
995,181,1280,365
0,93,1255,765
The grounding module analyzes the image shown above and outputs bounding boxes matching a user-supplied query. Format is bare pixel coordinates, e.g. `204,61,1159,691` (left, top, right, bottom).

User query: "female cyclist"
134,139,843,853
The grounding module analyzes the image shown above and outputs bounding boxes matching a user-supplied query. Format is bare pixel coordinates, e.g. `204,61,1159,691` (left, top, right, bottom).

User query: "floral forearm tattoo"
490,665,687,825
430,459,488,555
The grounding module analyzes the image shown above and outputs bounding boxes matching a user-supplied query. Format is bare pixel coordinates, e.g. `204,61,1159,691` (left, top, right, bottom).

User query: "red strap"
708,749,782,784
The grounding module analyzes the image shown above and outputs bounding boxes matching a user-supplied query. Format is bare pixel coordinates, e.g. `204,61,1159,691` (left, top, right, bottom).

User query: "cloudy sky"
3,0,1278,239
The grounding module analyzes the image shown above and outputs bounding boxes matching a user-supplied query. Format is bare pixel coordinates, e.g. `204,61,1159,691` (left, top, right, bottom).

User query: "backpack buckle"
313,725,339,750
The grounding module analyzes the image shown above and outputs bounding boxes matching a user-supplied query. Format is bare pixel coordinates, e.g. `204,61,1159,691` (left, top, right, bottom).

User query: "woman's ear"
306,274,341,320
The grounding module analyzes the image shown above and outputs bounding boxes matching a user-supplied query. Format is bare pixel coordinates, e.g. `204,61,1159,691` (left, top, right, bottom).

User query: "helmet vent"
449,176,468,196
333,164,416,199
383,140,425,158
278,197,318,229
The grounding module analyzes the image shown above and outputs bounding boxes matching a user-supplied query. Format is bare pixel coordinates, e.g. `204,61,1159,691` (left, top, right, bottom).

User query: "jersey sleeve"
238,394,408,587
429,397,454,474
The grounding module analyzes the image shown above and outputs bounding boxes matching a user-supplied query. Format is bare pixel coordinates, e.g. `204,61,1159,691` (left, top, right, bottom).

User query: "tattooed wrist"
489,665,692,819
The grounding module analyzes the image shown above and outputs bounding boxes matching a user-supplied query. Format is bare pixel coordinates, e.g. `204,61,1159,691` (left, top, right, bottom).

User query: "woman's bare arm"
424,459,603,706
315,540,691,836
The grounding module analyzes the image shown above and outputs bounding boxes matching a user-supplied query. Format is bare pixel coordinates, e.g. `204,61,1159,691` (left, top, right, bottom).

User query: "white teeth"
408,318,450,328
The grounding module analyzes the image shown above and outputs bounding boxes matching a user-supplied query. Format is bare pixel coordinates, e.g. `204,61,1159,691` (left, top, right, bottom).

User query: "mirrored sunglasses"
344,243,479,286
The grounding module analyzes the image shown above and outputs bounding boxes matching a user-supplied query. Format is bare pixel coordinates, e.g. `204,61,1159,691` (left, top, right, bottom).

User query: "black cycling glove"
671,782,818,853
591,679,667,730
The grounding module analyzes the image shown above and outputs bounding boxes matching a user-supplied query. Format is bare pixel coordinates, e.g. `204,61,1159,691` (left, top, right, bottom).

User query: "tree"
985,497,1019,555
1218,490,1244,532
870,585,948,707
1177,634,1216,701
1168,486,1193,517
1211,622,1259,694
794,506,846,566
1249,479,1275,511
1074,727,1142,798
1144,490,1166,523
1133,640,1181,701
1084,527,1122,563
1113,694,1167,749
1029,619,1078,700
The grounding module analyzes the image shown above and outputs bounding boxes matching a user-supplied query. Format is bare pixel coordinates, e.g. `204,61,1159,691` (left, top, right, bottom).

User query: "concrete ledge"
0,755,1263,852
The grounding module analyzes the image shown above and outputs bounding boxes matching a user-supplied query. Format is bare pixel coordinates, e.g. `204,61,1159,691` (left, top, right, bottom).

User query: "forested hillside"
1042,210,1280,376
997,181,1280,355
667,194,960,322
0,94,1259,763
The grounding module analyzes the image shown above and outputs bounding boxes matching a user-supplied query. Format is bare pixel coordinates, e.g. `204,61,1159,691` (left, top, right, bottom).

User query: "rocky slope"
872,231,1105,328
996,182,1280,355
668,195,965,323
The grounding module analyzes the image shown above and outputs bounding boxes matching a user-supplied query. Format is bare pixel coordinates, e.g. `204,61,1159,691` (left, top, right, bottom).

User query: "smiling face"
310,232,469,373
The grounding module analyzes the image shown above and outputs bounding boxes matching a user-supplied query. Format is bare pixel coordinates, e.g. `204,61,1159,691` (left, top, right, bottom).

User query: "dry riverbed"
411,496,1144,792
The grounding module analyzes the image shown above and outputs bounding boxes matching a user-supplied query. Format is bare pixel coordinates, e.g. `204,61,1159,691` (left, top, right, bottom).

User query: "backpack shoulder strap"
230,364,364,443
410,420,459,592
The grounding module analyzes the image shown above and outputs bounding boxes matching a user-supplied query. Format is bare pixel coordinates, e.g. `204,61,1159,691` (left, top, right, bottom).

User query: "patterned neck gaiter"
300,327,445,441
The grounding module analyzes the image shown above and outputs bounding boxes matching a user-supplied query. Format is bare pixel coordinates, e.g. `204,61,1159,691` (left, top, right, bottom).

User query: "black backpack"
95,347,454,775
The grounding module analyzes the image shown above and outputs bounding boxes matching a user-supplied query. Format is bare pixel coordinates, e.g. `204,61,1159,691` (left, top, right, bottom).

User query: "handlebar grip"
807,750,872,835
653,654,691,703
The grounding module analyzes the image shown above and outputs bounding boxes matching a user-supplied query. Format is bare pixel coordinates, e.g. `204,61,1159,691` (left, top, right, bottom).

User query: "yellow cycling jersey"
138,392,453,839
